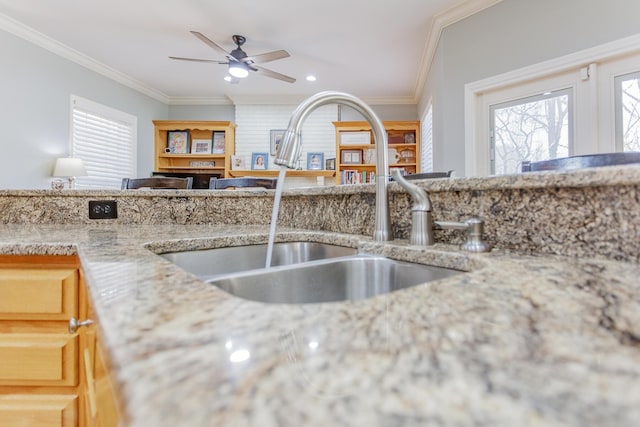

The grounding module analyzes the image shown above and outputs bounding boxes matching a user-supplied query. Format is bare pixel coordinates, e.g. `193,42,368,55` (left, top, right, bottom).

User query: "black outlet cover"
89,200,118,219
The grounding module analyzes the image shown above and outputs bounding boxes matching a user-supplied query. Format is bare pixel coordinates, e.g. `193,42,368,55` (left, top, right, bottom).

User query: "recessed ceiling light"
224,76,232,82
306,75,317,82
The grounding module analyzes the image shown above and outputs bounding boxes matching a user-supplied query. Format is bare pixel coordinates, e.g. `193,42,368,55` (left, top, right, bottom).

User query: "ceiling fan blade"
169,56,226,64
190,31,230,56
253,65,296,83
242,50,290,64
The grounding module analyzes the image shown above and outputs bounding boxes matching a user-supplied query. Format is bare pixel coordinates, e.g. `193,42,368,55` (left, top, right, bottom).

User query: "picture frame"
306,152,324,170
191,139,212,154
404,132,416,144
270,129,285,156
231,155,246,170
167,130,190,154
212,132,226,154
325,157,336,170
341,149,362,164
251,152,268,170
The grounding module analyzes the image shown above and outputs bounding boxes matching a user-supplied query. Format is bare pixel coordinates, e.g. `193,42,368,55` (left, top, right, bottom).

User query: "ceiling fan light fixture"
228,61,249,78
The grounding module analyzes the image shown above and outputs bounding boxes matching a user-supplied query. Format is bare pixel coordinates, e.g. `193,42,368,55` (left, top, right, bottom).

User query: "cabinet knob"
68,317,94,334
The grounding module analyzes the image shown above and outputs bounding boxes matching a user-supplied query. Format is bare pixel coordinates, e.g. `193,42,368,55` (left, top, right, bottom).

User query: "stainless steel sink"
208,255,463,304
160,242,357,280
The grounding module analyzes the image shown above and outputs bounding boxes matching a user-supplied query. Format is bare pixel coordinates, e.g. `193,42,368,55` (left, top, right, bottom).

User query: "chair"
121,177,193,189
151,172,222,189
390,170,453,181
208,177,278,189
521,152,640,172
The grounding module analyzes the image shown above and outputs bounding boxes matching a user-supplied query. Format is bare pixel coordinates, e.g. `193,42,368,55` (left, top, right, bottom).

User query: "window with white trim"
420,103,433,172
70,95,137,189
615,71,640,152
490,88,572,174
465,35,640,177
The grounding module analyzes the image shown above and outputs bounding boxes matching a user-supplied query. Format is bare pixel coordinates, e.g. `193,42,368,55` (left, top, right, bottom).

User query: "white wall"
0,29,168,189
420,0,640,176
235,104,338,171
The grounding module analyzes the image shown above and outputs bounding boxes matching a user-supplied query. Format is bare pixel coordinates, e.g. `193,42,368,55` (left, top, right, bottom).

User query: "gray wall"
0,29,168,189
420,0,640,176
168,104,235,121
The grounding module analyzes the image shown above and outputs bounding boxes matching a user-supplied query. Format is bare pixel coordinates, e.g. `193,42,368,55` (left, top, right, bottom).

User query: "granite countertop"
1,224,639,426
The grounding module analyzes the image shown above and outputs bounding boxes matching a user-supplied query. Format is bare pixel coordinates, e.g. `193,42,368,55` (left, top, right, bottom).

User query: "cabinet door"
0,268,79,320
0,334,78,386
0,394,77,427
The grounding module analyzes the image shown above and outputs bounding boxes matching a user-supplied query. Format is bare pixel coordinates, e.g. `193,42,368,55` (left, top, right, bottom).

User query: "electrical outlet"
89,200,118,219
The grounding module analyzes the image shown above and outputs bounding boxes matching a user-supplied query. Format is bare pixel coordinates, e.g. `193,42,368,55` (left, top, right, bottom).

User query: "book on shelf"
340,169,376,185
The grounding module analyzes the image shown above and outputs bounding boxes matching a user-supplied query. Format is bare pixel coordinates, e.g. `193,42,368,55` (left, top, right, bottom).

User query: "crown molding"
413,0,504,102
225,94,417,106
0,12,170,104
168,96,233,106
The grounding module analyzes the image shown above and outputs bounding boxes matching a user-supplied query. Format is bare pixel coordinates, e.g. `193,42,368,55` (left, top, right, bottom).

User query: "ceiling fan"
169,31,296,83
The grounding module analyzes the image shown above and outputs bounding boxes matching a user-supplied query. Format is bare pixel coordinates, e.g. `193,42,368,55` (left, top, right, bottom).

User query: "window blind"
421,104,433,172
70,95,137,189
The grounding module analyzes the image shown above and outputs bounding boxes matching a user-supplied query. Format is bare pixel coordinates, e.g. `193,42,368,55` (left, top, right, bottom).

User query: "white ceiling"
0,0,484,104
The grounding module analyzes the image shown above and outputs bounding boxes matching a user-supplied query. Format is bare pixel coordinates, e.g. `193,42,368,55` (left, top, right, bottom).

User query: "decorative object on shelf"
52,157,87,189
363,148,376,164
404,132,416,144
191,139,212,154
270,129,285,155
212,132,226,154
340,131,371,145
189,160,215,167
325,158,336,170
341,149,362,164
307,152,324,170
231,155,246,170
167,130,190,153
251,152,268,170
397,148,416,164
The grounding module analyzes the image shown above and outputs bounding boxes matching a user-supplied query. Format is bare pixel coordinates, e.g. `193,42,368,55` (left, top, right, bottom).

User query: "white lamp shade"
228,62,249,78
53,157,87,177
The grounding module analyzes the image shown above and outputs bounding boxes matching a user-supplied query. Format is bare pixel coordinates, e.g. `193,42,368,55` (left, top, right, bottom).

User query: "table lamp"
52,157,87,189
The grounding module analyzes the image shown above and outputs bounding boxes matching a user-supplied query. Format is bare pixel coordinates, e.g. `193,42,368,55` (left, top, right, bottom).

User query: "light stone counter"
0,224,638,426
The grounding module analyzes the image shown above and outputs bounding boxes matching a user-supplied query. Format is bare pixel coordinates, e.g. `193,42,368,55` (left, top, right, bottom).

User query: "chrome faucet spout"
275,91,392,241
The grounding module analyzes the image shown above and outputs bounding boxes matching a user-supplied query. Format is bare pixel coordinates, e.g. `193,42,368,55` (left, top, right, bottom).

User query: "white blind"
421,104,433,172
70,95,137,189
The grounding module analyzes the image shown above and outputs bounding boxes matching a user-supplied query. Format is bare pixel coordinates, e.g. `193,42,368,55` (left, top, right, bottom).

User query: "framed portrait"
191,139,212,154
212,132,226,154
167,130,190,154
270,129,285,156
307,152,324,170
325,157,336,170
404,132,416,144
251,152,268,170
231,155,246,170
341,149,362,164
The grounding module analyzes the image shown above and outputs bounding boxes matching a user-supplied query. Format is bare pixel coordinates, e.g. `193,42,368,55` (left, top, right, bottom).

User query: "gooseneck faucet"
275,91,392,241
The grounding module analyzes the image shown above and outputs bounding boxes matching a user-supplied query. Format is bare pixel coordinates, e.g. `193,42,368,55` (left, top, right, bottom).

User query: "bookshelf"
153,120,236,178
333,121,420,185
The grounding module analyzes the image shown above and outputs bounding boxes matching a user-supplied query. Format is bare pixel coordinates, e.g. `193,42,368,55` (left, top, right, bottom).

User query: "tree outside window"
491,89,571,175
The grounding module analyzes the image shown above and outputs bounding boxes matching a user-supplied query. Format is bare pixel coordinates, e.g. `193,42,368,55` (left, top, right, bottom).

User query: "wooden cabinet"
334,121,420,185
0,256,120,427
153,120,236,179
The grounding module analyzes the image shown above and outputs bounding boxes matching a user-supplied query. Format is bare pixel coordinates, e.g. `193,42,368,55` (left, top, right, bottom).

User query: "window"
70,95,137,189
420,103,433,172
490,88,572,174
615,71,640,152
466,34,640,176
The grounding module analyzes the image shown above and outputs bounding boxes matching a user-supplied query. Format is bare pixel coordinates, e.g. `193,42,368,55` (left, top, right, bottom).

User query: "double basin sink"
161,242,463,304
